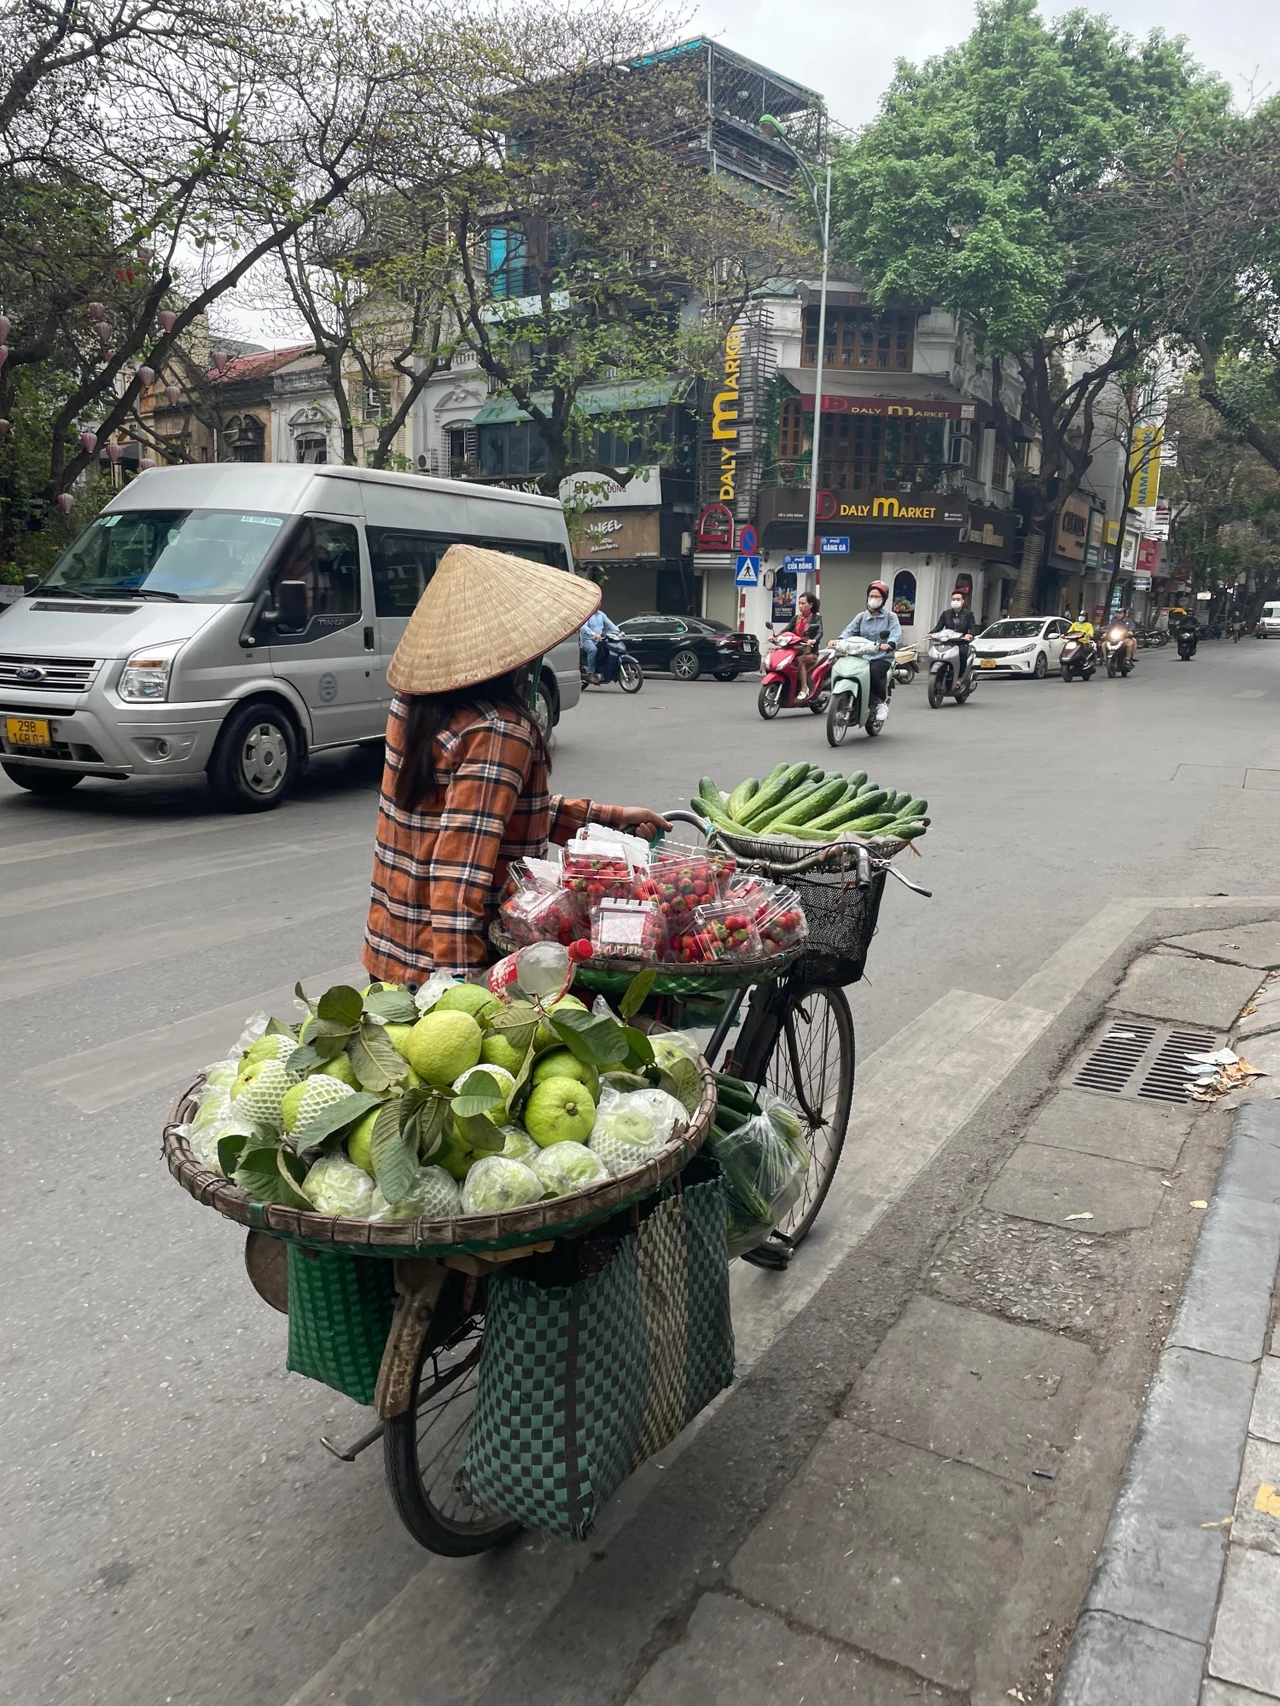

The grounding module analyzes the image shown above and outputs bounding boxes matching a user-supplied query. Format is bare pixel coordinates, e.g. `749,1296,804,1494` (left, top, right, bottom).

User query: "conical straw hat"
386,543,601,694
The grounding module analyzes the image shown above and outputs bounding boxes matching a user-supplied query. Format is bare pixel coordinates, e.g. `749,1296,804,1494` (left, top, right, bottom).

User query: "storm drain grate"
1071,1021,1224,1104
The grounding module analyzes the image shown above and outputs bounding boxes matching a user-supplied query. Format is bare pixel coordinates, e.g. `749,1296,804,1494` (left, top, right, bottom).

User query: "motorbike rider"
580,606,622,682
839,581,900,724
1169,606,1199,658
1110,606,1138,666
930,589,978,682
785,591,823,700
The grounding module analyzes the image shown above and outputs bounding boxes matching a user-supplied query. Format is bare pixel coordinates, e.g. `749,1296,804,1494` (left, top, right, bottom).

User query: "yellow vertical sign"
1129,427,1163,508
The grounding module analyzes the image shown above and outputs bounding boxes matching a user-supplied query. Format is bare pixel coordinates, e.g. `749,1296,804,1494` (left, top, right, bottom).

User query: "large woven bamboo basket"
163,1062,717,1258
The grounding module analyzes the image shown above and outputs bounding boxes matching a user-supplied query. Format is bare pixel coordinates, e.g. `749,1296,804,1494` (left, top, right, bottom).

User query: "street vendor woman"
363,543,669,985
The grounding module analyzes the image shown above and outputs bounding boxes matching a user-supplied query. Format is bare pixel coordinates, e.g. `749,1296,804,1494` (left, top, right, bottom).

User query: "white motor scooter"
825,636,893,746
927,629,977,708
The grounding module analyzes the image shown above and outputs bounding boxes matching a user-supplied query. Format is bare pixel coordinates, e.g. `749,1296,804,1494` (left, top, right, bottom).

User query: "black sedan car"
616,615,761,681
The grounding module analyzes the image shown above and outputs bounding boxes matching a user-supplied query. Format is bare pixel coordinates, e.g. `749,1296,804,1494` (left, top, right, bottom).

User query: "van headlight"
119,640,183,702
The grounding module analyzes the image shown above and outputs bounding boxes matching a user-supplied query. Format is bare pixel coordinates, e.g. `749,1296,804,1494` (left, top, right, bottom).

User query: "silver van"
0,464,581,809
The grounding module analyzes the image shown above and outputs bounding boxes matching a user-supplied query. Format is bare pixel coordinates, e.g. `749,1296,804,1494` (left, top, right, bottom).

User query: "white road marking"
0,896,366,1000
0,831,370,919
1234,691,1267,699
286,896,1280,1706
21,964,364,1112
0,811,283,868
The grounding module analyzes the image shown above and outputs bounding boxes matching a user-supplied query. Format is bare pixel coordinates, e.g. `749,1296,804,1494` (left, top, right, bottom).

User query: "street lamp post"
762,116,831,598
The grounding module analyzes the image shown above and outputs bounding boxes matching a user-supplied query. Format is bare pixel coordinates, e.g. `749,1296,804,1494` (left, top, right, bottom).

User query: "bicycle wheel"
738,979,855,1247
383,1273,520,1556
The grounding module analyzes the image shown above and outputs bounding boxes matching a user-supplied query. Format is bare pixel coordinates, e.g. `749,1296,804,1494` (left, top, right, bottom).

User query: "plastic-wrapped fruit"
370,1165,460,1221
500,884,585,947
647,850,736,928
243,1032,299,1068
589,1103,667,1177
280,1073,355,1137
301,1153,375,1217
459,1155,545,1213
230,1058,293,1127
532,1141,608,1197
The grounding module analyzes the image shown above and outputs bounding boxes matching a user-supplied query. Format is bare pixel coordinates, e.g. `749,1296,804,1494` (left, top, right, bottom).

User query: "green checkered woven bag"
456,1169,733,1540
285,1246,396,1407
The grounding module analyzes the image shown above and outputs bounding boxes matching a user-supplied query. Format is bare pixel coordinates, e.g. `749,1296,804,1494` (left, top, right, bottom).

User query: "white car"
972,616,1073,679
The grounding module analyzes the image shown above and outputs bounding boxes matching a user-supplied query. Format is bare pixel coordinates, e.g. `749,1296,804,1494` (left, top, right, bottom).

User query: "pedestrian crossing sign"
735,555,761,587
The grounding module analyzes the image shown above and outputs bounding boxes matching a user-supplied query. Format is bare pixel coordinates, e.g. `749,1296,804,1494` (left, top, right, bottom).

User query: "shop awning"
471,376,691,427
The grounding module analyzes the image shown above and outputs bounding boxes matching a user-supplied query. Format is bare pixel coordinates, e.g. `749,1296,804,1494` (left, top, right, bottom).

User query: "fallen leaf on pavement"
1064,1212,1094,1221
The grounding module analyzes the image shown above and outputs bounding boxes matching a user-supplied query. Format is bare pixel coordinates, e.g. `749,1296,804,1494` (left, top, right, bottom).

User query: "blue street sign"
819,536,850,554
737,524,759,555
734,554,761,587
782,553,816,573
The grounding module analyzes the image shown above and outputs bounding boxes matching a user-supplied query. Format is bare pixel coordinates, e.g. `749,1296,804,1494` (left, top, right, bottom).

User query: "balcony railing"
769,460,980,498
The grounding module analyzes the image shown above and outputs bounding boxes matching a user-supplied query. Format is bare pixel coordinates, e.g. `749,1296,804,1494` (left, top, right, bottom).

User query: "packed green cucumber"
690,764,929,847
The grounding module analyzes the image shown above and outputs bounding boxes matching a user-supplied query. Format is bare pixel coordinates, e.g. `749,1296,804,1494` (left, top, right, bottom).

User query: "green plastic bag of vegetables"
707,1094,809,1257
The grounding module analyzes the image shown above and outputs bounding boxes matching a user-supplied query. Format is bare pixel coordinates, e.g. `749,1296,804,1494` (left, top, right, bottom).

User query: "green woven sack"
456,1168,733,1540
285,1246,395,1406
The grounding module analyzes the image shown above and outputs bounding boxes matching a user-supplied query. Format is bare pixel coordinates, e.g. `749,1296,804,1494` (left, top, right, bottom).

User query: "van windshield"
43,509,287,601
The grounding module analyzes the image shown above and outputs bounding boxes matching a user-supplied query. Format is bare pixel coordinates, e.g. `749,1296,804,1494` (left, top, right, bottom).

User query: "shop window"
295,432,328,464
991,442,1012,489
892,570,916,626
802,307,914,371
362,383,393,424
778,397,805,461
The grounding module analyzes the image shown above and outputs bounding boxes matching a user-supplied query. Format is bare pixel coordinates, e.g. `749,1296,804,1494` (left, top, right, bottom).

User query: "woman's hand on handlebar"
616,805,672,842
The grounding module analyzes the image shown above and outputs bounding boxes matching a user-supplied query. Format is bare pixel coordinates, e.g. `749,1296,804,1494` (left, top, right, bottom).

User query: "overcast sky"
694,0,1276,129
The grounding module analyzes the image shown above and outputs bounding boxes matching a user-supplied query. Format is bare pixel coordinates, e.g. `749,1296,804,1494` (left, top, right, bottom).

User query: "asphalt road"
3,634,1280,1706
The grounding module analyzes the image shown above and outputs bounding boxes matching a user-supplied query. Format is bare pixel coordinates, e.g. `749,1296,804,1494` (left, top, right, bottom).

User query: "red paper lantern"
136,365,155,388
95,323,112,345
137,247,153,264
165,385,181,407
210,350,230,374
56,492,74,513
0,345,8,373
158,310,176,333
139,456,155,470
0,419,12,438
105,442,123,463
80,431,98,455
0,316,9,344
88,301,106,320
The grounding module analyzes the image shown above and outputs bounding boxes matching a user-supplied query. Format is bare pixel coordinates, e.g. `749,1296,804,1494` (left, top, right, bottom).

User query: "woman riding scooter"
839,582,899,730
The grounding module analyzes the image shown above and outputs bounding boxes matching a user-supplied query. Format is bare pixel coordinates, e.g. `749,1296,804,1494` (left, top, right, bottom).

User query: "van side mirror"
270,580,309,633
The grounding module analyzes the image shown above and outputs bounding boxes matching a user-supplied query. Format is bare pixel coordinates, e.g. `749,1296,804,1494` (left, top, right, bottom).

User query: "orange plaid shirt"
363,695,625,983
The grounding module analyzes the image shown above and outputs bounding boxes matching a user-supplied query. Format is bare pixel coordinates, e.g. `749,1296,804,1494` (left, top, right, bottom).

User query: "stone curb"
1055,1100,1280,1706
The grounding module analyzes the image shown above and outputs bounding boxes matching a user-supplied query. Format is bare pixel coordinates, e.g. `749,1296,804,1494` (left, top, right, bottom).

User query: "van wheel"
208,703,297,811
1,763,84,795
533,675,556,737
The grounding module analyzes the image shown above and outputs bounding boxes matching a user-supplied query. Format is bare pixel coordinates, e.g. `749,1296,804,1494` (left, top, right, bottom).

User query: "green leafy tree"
830,0,1230,614
1165,388,1280,614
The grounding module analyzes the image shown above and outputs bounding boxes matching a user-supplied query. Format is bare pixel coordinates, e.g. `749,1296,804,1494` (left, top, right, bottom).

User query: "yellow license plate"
5,716,51,747
979,659,998,669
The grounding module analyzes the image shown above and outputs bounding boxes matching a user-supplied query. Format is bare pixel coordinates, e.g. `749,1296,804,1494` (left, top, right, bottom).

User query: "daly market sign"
830,492,967,526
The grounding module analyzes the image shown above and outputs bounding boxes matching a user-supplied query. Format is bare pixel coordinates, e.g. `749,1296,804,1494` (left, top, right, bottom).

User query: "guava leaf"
449,1070,506,1119
294,981,318,1015
216,1132,250,1176
236,1143,310,1208
370,1101,417,1202
317,984,364,1027
657,1055,702,1114
623,1026,655,1069
290,1089,383,1155
488,1000,539,1054
405,1093,448,1161
348,1019,403,1091
454,1110,507,1155
620,968,657,1020
264,1016,295,1037
363,988,418,1025
550,1007,629,1067
285,1042,324,1077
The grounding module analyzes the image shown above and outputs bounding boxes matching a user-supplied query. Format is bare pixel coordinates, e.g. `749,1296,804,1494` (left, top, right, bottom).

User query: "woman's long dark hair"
393,667,550,812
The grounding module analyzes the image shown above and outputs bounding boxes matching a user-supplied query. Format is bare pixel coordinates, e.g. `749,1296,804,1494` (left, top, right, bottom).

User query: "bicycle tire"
735,977,855,1248
383,1272,521,1556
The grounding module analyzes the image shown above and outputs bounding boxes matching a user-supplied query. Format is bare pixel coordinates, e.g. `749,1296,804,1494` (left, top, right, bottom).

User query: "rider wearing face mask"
839,580,900,725
932,590,978,680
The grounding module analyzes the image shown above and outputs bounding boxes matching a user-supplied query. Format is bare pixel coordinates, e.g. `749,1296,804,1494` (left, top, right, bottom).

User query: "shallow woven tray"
708,824,907,871
488,922,803,993
163,1063,716,1258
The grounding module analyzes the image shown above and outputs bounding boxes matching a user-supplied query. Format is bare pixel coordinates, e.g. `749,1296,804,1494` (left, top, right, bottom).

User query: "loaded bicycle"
162,821,926,1559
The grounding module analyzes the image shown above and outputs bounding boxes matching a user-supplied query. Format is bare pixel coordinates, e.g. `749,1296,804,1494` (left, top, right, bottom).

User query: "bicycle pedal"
741,1240,793,1271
